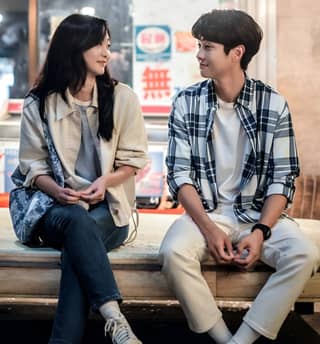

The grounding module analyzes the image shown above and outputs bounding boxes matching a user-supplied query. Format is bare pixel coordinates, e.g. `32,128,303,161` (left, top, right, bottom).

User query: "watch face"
264,228,271,240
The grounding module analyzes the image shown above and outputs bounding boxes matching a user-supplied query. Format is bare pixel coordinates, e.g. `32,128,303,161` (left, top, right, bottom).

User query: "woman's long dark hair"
32,14,117,141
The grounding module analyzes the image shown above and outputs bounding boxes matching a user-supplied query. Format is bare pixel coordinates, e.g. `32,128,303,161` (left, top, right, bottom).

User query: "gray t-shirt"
74,101,101,183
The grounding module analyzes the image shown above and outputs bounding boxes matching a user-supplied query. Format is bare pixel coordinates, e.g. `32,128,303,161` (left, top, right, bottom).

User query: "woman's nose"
103,48,110,59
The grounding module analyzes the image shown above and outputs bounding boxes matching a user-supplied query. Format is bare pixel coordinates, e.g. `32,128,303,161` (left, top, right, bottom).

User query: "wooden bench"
0,213,320,315
0,175,319,317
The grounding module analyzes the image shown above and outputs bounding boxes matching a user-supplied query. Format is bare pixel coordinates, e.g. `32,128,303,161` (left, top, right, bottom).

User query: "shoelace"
104,317,133,344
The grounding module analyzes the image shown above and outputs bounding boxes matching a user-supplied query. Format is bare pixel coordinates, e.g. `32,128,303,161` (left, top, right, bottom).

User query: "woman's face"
83,33,111,78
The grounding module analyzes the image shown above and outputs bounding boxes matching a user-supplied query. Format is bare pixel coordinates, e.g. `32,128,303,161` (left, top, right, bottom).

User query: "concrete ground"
0,306,319,343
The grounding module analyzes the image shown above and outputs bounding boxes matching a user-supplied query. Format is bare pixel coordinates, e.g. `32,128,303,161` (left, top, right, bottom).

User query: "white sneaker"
104,312,142,344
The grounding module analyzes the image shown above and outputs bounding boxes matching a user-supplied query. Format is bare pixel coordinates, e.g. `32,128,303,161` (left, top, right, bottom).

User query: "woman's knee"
40,204,91,244
104,226,129,252
50,204,88,222
49,204,94,236
89,202,114,227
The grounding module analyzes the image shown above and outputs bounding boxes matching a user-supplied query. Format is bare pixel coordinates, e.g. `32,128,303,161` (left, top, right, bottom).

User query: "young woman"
15,14,148,344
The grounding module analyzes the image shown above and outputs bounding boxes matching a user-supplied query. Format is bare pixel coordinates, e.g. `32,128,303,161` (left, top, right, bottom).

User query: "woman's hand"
54,187,82,205
80,166,136,205
35,175,81,205
80,176,108,205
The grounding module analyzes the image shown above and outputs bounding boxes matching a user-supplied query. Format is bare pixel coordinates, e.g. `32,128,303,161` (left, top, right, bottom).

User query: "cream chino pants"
159,213,320,339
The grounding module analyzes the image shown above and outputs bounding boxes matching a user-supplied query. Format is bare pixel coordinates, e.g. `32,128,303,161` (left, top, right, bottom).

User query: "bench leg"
294,302,314,314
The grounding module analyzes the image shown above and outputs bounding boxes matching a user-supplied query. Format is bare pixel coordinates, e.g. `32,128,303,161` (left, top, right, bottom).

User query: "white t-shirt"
212,96,250,224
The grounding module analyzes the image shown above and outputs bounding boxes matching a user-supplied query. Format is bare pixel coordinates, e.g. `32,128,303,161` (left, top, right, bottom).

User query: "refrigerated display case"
0,99,21,206
0,106,174,211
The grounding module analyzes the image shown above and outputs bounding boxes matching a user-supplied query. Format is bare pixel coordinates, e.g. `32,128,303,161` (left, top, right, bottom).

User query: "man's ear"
232,44,246,62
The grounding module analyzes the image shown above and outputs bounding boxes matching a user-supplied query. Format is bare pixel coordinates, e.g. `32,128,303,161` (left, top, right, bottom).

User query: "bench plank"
0,209,320,306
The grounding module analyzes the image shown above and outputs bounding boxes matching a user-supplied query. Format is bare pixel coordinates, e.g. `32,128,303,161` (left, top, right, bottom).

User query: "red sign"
175,31,197,52
7,99,23,114
142,66,171,99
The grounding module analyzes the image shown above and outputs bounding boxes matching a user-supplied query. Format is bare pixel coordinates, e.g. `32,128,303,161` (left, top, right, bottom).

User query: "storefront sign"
142,66,171,99
133,62,173,116
175,31,197,52
135,25,171,61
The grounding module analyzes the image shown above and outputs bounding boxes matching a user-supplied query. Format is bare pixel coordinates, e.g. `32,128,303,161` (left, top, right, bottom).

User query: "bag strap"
41,121,64,187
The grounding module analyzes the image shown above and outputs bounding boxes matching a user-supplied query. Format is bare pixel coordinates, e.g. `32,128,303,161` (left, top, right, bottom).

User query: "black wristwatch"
251,223,272,240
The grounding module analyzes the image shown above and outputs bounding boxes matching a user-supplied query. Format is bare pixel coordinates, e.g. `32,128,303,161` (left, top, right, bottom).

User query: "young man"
159,9,319,344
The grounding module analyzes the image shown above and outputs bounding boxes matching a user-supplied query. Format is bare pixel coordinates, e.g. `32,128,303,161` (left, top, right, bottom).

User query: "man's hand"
233,230,264,269
80,176,108,204
205,224,234,264
54,187,82,205
176,184,234,264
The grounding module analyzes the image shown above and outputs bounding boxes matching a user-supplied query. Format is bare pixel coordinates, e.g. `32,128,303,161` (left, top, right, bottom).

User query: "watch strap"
251,223,271,240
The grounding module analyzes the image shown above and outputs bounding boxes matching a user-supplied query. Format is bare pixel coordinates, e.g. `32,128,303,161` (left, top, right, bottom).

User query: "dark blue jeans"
39,201,128,344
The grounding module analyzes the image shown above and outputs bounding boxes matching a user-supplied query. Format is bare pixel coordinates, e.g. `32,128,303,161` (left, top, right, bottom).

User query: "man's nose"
196,49,204,61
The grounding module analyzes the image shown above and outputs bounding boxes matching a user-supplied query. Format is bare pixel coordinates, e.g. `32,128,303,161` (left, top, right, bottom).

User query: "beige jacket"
19,82,148,226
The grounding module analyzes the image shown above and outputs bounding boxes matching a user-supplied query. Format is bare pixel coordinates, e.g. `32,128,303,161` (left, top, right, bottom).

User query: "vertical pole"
240,0,277,88
28,0,38,87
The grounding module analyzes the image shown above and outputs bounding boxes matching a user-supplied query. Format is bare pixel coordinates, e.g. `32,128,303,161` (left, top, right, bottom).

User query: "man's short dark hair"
192,9,263,70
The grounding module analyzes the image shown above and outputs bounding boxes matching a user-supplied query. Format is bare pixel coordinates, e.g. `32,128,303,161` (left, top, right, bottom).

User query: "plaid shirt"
166,76,299,223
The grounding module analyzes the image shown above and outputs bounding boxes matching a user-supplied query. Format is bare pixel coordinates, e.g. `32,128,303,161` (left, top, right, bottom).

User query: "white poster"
132,0,222,116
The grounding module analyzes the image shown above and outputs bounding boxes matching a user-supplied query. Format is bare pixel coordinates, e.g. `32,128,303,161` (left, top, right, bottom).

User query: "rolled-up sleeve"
266,101,299,205
19,97,52,187
166,94,197,200
114,89,148,170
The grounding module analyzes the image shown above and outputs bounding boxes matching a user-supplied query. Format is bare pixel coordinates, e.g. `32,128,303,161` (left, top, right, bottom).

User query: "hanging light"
80,7,95,16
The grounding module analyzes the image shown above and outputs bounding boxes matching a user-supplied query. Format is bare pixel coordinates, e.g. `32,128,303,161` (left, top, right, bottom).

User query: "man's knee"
285,238,320,273
159,215,206,275
159,237,199,277
299,240,320,271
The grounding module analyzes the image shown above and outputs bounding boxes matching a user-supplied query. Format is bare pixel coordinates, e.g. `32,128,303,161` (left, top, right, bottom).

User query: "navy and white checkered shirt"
166,76,299,223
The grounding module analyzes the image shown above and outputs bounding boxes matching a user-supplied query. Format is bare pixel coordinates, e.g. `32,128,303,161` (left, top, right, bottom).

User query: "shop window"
0,8,28,104
38,0,133,86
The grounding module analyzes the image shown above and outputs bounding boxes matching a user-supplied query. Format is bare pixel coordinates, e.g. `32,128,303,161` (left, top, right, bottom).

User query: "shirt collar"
207,79,217,109
208,74,255,112
235,74,255,112
56,83,99,120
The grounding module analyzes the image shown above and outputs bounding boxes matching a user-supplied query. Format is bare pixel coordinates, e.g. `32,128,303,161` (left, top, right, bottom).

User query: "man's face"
196,39,232,79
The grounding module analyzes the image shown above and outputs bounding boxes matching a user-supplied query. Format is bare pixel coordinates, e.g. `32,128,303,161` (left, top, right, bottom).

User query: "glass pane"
0,5,28,101
38,0,133,85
